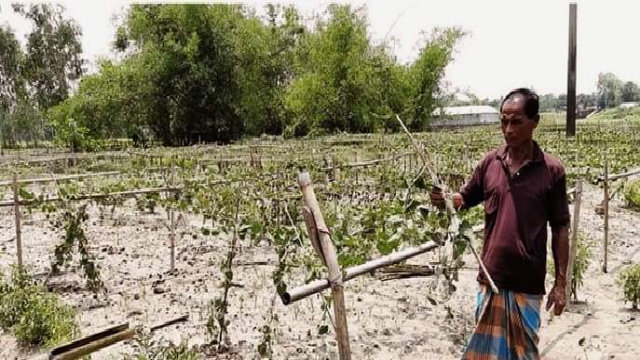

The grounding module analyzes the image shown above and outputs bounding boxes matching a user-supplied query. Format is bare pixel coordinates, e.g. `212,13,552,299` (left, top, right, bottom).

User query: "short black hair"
500,87,539,119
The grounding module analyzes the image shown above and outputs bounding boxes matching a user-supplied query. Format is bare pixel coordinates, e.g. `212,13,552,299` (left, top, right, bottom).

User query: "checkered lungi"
462,285,543,360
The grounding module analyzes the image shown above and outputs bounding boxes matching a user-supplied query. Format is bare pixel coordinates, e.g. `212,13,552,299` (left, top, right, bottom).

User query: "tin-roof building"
431,105,500,128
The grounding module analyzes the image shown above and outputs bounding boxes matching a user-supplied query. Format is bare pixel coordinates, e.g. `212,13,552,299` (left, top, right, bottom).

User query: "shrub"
546,233,593,301
617,263,640,309
623,180,640,209
0,266,78,348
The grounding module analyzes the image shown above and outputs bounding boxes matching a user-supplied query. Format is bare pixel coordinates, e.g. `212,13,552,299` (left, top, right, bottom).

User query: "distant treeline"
0,4,467,151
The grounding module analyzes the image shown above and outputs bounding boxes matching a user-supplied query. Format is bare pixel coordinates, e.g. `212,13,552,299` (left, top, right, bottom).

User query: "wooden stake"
298,172,351,360
566,179,583,301
12,173,23,270
603,158,609,273
169,158,177,272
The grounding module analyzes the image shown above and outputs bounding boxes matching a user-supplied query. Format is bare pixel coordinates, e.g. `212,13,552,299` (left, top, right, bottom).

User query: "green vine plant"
617,263,640,310
547,233,593,302
206,190,242,353
258,200,304,358
50,204,105,293
123,326,200,360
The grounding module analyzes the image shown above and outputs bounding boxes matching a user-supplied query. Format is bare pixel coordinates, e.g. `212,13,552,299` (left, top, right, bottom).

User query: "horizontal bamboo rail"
0,171,120,186
0,186,180,207
282,241,439,305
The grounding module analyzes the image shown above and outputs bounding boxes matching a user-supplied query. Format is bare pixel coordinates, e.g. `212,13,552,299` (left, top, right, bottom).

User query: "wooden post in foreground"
298,172,351,360
12,173,23,270
602,159,609,273
169,158,176,272
566,179,583,301
566,2,578,137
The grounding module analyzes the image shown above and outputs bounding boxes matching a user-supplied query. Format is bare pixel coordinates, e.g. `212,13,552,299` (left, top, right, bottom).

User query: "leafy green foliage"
51,204,105,292
0,266,78,348
624,180,640,209
617,263,640,309
44,4,463,147
405,27,466,131
570,234,593,301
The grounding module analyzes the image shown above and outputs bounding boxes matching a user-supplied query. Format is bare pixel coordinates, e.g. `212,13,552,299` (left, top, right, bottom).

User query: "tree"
233,4,304,136
405,27,465,131
284,4,384,136
597,72,623,109
621,81,640,103
539,93,559,112
11,4,84,146
557,94,567,111
0,25,24,150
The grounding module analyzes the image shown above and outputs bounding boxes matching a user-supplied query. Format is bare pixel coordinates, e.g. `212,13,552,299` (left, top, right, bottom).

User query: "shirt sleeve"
459,155,488,209
549,168,571,228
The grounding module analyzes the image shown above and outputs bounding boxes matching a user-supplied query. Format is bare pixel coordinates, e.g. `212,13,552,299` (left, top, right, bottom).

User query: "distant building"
619,102,639,109
431,105,500,128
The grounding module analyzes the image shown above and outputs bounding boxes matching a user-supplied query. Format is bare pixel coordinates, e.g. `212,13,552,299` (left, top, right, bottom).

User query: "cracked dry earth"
0,182,638,360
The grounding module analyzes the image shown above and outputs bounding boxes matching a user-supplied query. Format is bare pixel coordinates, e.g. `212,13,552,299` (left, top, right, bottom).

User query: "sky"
1,0,639,99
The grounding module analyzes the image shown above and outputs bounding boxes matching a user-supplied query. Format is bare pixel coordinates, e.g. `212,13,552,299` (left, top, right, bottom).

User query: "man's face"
500,95,538,148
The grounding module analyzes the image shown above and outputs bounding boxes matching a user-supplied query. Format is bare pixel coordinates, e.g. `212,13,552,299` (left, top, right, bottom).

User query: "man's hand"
429,186,446,209
545,283,567,316
429,186,463,210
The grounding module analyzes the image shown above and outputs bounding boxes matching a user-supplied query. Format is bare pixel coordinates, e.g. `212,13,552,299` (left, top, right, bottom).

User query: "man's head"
499,88,540,148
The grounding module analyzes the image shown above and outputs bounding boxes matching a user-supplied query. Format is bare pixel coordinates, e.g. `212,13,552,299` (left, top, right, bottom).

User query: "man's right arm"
430,155,487,210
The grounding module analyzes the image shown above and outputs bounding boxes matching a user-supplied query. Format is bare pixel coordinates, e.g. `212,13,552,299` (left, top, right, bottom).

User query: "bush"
546,233,593,301
617,263,640,309
570,235,593,301
623,180,640,209
0,266,78,348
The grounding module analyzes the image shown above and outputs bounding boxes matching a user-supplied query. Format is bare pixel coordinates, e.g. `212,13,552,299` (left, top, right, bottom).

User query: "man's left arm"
546,170,571,316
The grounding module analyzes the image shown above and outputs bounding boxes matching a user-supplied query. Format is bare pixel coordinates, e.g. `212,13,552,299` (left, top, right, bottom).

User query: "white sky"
1,0,639,99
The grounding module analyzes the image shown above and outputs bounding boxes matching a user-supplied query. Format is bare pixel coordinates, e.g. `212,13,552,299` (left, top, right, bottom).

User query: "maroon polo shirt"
460,141,570,295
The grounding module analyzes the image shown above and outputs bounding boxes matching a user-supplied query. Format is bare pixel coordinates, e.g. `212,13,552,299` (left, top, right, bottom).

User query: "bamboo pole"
566,179,583,301
170,158,176,272
51,328,135,360
282,241,439,305
603,159,609,273
597,166,640,182
320,151,415,171
0,171,120,186
0,186,181,208
298,171,351,360
395,114,498,294
12,173,23,270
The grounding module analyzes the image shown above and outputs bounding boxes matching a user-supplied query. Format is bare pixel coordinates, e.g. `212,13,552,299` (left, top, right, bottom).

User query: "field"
0,119,639,360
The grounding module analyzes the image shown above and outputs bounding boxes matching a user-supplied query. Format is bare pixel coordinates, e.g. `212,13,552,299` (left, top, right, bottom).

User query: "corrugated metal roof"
620,102,639,109
432,105,499,116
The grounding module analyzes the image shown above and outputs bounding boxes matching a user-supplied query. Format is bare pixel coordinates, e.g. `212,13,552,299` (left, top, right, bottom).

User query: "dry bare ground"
0,182,638,360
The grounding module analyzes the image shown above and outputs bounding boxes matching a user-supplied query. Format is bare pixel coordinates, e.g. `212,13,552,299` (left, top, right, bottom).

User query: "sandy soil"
0,182,638,360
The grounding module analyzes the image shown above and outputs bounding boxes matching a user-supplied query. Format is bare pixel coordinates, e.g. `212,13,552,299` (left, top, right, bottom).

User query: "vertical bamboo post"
566,179,583,301
298,172,351,360
602,158,609,273
170,157,176,272
12,173,23,270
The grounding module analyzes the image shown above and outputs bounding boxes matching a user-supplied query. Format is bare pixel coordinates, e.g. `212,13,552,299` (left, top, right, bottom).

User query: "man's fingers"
554,302,565,316
545,296,553,311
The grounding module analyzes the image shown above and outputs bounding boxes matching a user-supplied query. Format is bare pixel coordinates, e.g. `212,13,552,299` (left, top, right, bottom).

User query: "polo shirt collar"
496,140,544,163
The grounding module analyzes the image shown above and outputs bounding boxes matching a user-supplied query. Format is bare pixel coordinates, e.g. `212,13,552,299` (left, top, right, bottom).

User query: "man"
430,88,571,360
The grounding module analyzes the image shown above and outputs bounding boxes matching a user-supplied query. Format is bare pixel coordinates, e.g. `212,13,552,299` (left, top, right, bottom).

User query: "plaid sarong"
462,285,543,360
